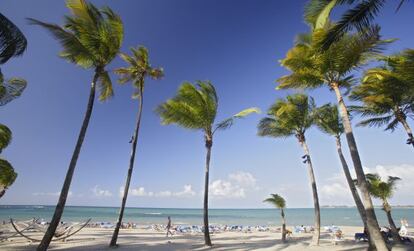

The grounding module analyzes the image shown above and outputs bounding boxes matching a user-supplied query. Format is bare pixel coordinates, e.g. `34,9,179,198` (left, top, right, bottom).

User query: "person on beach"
166,216,173,237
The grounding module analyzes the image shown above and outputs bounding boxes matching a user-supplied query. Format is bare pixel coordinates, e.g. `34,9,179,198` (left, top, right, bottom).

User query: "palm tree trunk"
203,136,212,246
299,138,320,245
281,208,286,242
383,202,402,244
109,87,144,247
37,71,99,251
0,187,6,199
398,116,414,149
335,136,375,249
331,83,388,251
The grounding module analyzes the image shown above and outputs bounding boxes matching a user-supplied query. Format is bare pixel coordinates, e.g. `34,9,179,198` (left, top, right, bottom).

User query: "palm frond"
97,70,113,101
0,158,17,187
0,12,27,64
0,75,27,106
263,193,286,209
0,124,12,152
320,0,386,50
214,107,260,132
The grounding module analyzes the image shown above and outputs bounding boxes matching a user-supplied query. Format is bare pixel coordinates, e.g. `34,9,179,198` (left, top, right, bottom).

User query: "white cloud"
121,184,196,198
319,164,414,206
33,191,73,197
92,186,112,197
209,171,258,199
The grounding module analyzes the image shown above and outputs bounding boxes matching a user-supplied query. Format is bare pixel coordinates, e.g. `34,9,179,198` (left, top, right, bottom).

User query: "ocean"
1,205,413,227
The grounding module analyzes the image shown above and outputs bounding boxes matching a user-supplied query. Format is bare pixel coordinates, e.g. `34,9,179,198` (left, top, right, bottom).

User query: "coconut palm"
277,25,389,250
304,0,407,49
0,12,27,198
109,46,164,247
0,12,27,65
263,194,287,242
349,50,414,149
0,124,16,198
366,173,402,244
28,1,123,250
258,94,321,245
314,104,376,245
157,81,258,246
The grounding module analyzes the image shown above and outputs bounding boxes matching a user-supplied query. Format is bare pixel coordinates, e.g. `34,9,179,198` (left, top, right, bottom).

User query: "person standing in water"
166,216,173,237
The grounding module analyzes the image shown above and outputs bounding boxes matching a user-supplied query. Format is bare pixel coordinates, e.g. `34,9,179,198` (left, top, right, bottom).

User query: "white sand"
1,225,413,250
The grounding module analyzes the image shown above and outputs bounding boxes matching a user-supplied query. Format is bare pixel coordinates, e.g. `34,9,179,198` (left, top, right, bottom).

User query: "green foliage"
263,193,286,209
304,0,337,30
258,94,314,140
214,107,260,132
278,24,387,92
156,81,218,132
28,0,124,101
0,12,27,64
314,104,344,137
308,0,406,49
365,173,400,202
349,49,414,131
157,81,258,136
0,124,11,152
0,158,17,188
115,46,164,98
0,73,27,106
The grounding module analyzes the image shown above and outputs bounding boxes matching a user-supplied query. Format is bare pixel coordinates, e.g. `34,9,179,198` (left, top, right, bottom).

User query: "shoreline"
1,223,413,250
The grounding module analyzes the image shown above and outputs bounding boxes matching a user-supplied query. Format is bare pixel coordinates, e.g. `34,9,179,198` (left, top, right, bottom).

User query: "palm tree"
263,194,287,242
277,25,389,250
365,173,402,244
258,94,321,245
349,50,414,149
157,81,258,246
0,12,27,198
0,124,16,199
304,0,407,49
109,46,164,247
314,104,377,246
0,12,27,65
28,1,123,250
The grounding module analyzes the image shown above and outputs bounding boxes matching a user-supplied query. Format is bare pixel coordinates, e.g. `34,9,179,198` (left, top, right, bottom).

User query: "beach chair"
354,232,368,242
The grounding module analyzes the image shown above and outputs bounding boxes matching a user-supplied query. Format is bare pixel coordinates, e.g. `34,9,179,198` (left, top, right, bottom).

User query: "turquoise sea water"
1,205,413,227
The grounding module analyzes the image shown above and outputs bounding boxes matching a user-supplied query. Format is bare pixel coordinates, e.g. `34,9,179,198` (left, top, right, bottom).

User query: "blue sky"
1,0,413,208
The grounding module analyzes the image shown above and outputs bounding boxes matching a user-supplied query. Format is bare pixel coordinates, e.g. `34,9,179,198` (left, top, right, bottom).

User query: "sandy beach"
1,225,413,251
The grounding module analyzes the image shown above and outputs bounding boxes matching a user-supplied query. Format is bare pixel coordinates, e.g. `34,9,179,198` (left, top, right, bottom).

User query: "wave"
144,212,162,215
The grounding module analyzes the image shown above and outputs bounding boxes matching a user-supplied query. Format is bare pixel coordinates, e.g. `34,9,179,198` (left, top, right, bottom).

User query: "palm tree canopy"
28,0,124,101
263,193,286,209
0,12,27,64
0,73,27,106
157,81,259,134
277,24,387,91
365,173,400,201
0,158,17,187
349,50,414,131
115,46,164,99
156,81,218,132
0,124,11,152
305,0,406,49
258,94,314,139
314,103,344,137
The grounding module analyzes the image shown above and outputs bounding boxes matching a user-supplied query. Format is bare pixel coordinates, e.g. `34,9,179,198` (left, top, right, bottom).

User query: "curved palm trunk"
335,136,375,249
37,72,99,251
299,138,320,245
398,116,414,149
332,83,388,251
203,135,212,246
110,87,144,247
383,201,402,244
0,187,6,199
281,208,286,242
